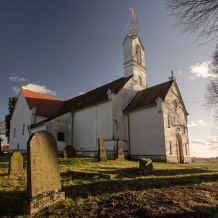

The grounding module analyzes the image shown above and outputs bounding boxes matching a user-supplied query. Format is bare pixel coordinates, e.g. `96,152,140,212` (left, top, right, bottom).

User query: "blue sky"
0,0,217,157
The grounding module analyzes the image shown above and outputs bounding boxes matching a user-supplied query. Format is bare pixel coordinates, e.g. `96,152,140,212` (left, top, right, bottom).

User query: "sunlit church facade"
9,11,191,163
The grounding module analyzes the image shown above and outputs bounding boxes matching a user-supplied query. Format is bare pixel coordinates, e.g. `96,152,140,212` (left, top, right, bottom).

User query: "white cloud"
12,86,20,94
190,138,217,147
9,76,26,82
12,84,56,95
188,120,207,127
190,138,217,157
189,61,217,80
177,70,183,76
22,84,56,95
79,91,86,95
190,138,208,146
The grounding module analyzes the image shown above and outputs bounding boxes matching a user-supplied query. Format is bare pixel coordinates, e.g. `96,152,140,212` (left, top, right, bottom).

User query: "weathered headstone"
23,130,65,215
63,145,76,158
139,158,153,176
116,139,124,160
98,138,107,161
8,151,23,175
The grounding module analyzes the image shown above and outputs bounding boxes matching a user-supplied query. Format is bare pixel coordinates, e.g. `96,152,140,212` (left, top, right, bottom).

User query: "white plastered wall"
43,112,72,152
111,78,145,152
128,105,166,160
73,101,113,157
10,91,55,152
9,92,33,151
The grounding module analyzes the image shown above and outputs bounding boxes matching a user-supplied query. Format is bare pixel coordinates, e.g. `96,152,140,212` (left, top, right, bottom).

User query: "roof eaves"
30,120,46,129
124,102,156,113
58,98,110,117
173,81,189,115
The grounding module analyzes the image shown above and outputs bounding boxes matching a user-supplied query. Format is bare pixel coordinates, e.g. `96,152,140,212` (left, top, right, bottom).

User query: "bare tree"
5,97,17,142
0,119,6,135
165,0,218,41
205,45,218,109
166,1,218,149
205,46,218,147
213,44,218,70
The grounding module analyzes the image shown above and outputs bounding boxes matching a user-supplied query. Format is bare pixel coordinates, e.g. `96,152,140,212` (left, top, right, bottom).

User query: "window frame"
57,132,65,142
14,128,16,138
22,124,25,135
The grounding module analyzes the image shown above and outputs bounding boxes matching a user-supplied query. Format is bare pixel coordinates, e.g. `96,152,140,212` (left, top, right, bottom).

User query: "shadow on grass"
0,163,9,169
62,167,217,180
153,167,216,176
59,157,98,164
0,190,25,217
0,173,8,177
63,173,218,200
61,171,111,181
0,153,10,161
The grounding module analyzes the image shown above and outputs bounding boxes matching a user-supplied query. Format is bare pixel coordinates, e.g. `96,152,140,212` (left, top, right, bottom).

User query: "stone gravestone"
8,151,23,175
23,130,65,215
63,145,76,158
139,158,153,176
117,139,124,160
98,138,107,161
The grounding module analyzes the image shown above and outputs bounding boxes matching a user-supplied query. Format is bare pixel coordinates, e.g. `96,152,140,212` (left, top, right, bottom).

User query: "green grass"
192,157,218,164
0,154,218,217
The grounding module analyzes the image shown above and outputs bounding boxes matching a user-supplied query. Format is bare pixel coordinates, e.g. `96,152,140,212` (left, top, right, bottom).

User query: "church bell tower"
123,8,146,88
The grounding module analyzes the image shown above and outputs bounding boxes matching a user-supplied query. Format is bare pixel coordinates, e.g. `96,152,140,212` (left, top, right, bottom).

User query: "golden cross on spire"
129,7,136,33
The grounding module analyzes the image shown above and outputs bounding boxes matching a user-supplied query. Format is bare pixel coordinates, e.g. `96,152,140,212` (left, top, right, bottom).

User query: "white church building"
9,21,191,163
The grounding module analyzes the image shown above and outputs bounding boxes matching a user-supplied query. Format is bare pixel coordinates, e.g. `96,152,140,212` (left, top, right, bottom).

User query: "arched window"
138,75,143,86
136,44,141,63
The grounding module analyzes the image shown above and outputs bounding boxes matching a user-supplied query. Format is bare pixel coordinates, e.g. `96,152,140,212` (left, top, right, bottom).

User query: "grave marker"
23,130,65,214
8,151,23,175
98,138,107,161
117,139,124,160
63,145,76,158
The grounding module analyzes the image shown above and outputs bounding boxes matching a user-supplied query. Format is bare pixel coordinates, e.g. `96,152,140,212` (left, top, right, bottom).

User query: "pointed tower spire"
123,8,146,88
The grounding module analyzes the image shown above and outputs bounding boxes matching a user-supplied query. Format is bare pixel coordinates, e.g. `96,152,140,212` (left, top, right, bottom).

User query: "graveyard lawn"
0,155,217,217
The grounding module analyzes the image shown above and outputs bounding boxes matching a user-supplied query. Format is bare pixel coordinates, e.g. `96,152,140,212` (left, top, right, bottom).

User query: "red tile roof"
58,76,132,115
124,80,174,112
22,89,64,118
22,89,60,100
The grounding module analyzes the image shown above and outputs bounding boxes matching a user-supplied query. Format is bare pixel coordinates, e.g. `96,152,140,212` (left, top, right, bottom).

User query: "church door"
176,134,184,163
176,139,180,162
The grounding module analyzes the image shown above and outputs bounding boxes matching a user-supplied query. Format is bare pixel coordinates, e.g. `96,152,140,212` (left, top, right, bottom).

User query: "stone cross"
23,130,65,214
8,151,23,175
98,138,107,161
117,140,124,160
